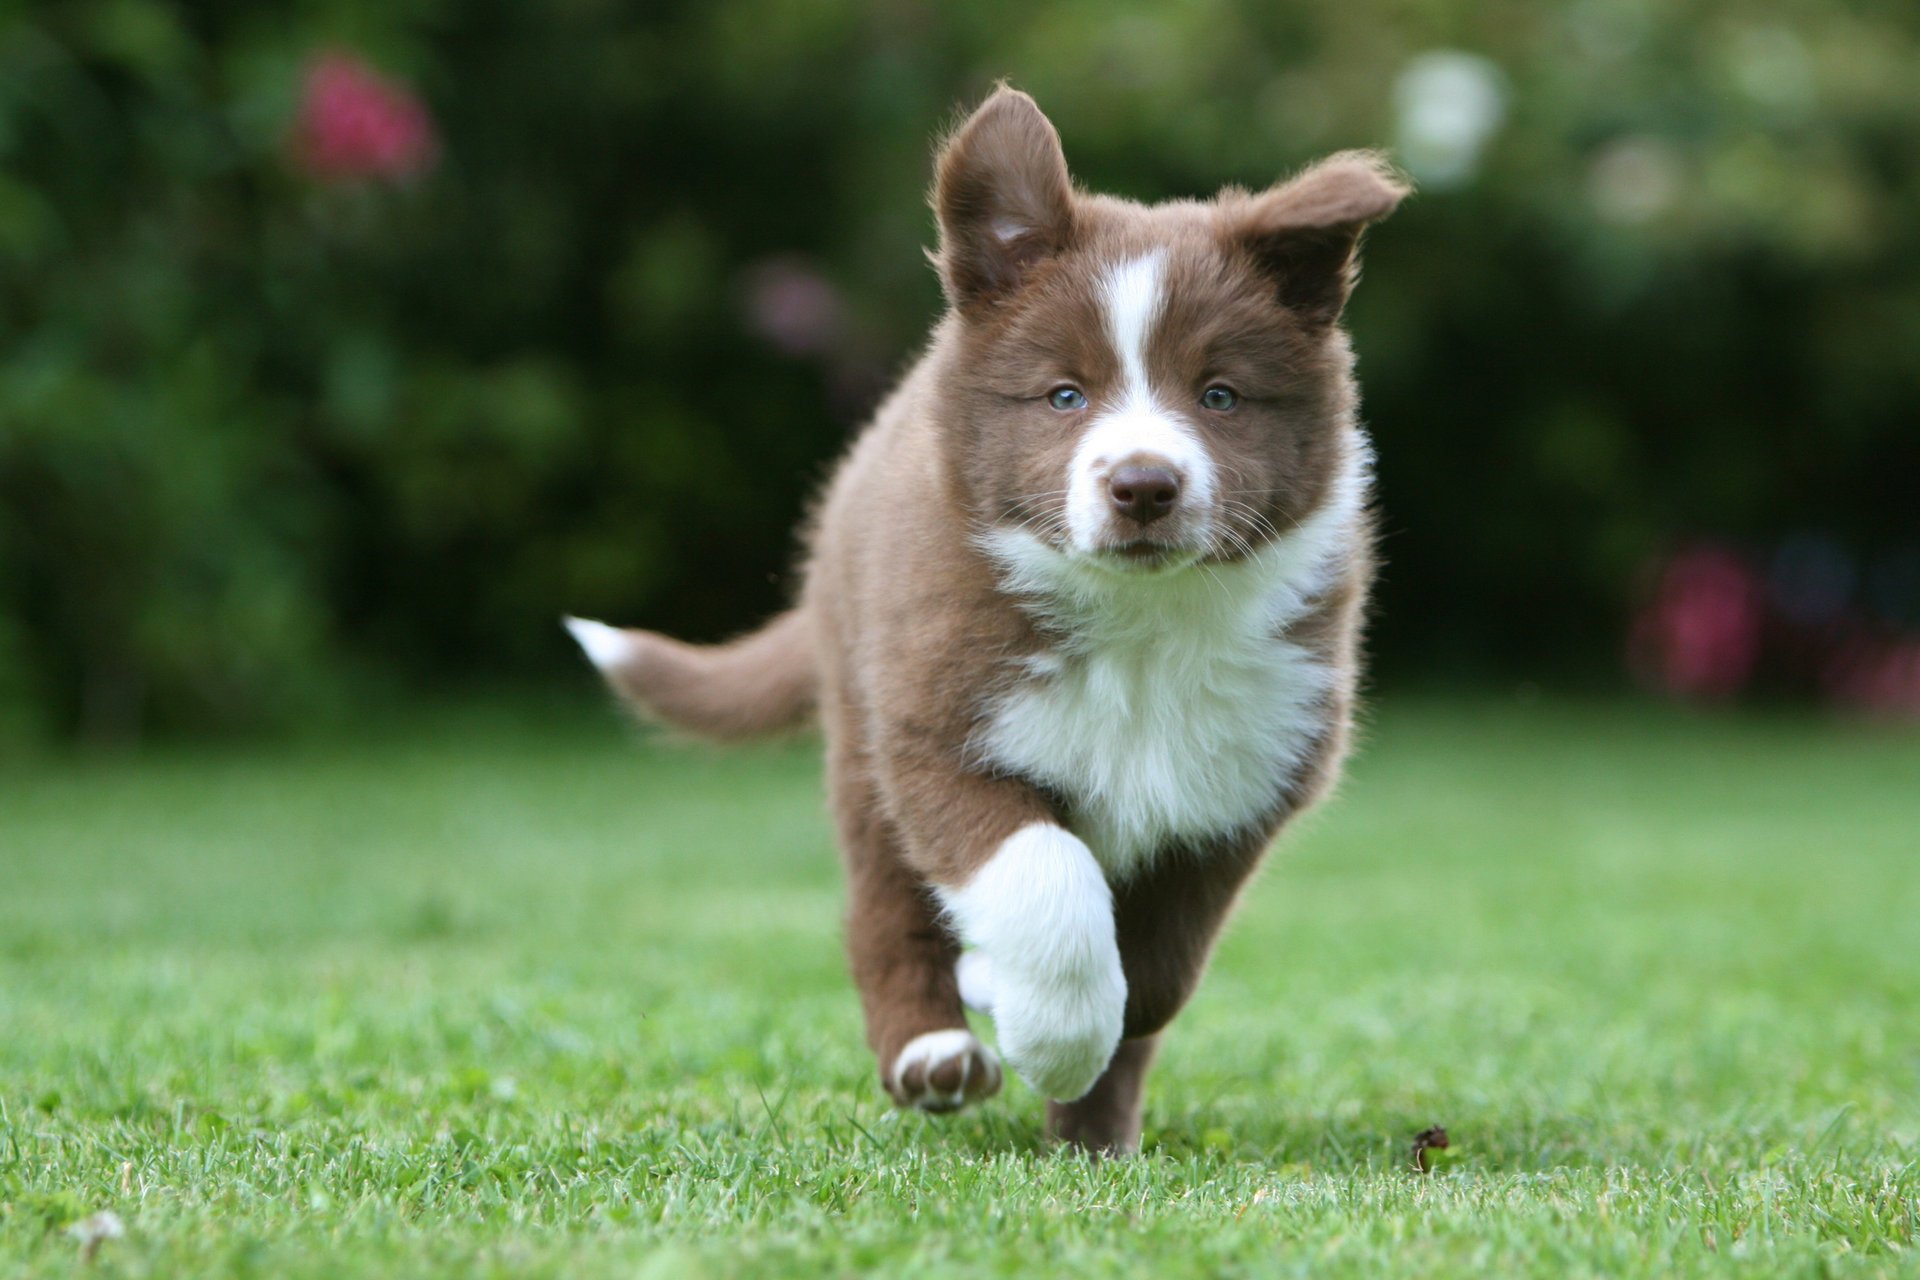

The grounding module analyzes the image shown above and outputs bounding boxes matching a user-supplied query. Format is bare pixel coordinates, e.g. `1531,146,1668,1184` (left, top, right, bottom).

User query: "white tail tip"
562,615,635,671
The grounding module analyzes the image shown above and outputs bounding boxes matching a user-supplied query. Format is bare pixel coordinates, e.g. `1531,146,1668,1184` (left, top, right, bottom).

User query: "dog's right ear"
932,87,1075,311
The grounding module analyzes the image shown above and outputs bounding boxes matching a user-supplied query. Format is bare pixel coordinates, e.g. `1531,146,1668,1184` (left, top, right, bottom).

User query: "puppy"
567,87,1405,1154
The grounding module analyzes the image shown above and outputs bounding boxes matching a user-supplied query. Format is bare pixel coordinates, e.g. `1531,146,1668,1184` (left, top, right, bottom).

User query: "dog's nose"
1108,466,1181,524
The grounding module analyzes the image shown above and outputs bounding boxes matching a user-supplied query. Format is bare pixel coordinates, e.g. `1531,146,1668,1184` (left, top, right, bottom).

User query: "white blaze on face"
1064,250,1217,552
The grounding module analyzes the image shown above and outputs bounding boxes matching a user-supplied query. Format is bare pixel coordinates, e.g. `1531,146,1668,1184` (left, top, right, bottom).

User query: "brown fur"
597,607,815,741
578,87,1405,1153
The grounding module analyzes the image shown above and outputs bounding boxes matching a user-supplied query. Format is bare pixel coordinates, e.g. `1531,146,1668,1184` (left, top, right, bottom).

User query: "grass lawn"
2,695,1917,1276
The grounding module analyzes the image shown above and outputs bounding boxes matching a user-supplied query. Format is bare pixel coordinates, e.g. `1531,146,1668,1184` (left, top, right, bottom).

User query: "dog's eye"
1047,386,1088,412
1201,385,1239,412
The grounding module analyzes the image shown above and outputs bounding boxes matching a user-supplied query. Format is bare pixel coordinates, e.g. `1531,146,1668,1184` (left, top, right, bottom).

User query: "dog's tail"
563,606,817,742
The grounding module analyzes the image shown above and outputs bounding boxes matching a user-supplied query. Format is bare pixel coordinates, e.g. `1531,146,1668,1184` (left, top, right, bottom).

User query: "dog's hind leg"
832,743,1002,1113
1046,1035,1159,1155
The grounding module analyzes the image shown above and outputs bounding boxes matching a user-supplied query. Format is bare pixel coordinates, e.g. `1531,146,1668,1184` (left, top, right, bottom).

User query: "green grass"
2,696,1918,1277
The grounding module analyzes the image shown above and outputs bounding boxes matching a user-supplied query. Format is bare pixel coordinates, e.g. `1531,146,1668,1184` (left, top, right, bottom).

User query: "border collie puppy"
567,87,1405,1154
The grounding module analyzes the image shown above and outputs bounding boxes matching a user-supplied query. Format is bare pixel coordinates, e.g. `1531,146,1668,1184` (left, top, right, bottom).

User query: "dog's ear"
932,86,1075,310
1226,151,1409,325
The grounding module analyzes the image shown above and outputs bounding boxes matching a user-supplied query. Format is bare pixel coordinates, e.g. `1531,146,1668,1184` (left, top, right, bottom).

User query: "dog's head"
932,88,1405,574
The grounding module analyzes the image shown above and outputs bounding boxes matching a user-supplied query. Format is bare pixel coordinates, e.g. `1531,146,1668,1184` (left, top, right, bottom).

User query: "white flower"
1394,51,1508,190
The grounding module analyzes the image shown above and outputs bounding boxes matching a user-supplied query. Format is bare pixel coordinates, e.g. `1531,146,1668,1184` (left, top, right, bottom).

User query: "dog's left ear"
932,86,1076,311
1226,151,1409,325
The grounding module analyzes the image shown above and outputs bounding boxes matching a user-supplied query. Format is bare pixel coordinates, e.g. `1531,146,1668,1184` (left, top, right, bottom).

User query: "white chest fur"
974,445,1369,879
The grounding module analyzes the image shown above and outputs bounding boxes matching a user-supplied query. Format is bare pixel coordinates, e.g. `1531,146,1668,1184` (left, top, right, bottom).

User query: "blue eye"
1202,385,1238,411
1047,386,1088,411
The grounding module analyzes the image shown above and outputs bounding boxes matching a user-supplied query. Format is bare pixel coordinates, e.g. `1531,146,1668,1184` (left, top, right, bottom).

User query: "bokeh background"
3,0,1918,746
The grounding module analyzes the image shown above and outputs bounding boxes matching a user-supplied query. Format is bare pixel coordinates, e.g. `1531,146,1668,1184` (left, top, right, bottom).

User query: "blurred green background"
3,0,1918,744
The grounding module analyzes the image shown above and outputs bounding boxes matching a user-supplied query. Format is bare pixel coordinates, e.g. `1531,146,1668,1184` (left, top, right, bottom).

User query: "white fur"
562,616,633,670
1104,251,1165,395
935,823,1126,1101
1065,252,1219,551
956,950,995,1014
990,216,1030,244
977,439,1372,877
890,1028,999,1110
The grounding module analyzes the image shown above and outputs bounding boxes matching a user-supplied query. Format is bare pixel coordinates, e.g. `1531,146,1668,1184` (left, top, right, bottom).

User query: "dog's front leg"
935,821,1127,1103
876,737,1126,1105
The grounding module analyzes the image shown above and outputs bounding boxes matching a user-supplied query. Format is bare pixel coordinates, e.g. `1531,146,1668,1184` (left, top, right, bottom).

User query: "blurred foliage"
1,0,1917,743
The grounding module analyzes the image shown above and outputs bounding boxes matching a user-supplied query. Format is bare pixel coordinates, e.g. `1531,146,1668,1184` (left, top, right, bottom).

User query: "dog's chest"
975,601,1334,878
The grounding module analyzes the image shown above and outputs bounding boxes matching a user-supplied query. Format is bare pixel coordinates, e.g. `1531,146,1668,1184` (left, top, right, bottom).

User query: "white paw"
987,942,1125,1102
888,1029,1003,1112
936,824,1127,1103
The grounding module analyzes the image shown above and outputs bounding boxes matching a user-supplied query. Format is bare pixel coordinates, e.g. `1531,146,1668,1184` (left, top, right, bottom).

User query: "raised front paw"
986,941,1125,1101
956,947,1127,1101
937,823,1128,1102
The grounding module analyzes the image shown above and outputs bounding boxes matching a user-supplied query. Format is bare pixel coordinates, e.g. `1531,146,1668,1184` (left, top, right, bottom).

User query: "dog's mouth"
1111,540,1176,564
1004,504,1217,574
1085,537,1203,573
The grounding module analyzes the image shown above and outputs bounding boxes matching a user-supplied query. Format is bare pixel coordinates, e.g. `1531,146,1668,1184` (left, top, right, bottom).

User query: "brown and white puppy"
567,88,1405,1155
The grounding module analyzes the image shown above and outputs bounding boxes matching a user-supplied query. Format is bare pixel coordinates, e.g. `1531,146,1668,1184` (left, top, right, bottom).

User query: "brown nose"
1108,466,1181,524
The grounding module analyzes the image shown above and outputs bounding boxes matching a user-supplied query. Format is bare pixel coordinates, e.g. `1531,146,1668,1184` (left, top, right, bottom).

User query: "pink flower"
1628,544,1764,701
293,51,437,183
741,257,846,357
